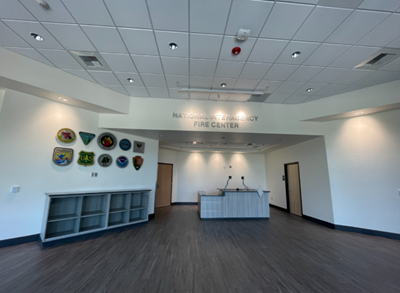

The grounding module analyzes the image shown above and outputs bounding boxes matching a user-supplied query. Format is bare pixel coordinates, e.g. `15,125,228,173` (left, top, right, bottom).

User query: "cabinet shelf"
81,211,105,217
109,208,128,213
48,214,79,222
46,230,77,239
130,206,147,211
80,225,104,232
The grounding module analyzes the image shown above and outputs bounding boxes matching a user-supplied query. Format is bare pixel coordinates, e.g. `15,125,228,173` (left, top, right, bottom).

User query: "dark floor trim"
201,218,269,221
335,225,400,240
148,213,155,219
269,203,288,212
171,202,198,205
0,234,40,248
302,214,335,229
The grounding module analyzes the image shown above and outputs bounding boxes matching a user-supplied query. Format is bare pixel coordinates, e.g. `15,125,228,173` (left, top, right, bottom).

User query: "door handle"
287,189,291,191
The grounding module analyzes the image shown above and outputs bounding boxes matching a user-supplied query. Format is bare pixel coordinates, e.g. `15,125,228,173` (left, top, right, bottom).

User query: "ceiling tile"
190,0,231,34
357,14,400,47
275,41,320,65
340,84,365,94
215,61,245,78
104,0,151,28
278,0,319,4
219,36,256,61
358,0,400,12
302,95,326,103
125,86,149,97
119,28,158,55
225,0,273,37
295,83,328,95
19,0,75,23
309,67,348,83
303,43,350,66
141,74,167,87
63,69,97,83
100,53,137,73
147,87,170,98
248,38,288,63
264,93,291,104
283,94,309,104
61,0,113,26
240,62,271,79
155,31,188,58
81,25,127,54
274,82,305,94
37,49,83,70
161,57,189,75
190,76,213,88
0,0,35,20
260,2,313,40
316,0,364,9
131,55,163,74
114,72,143,87
2,20,63,50
287,66,324,82
42,23,96,51
326,10,390,45
332,69,372,84
190,59,218,77
190,34,223,59
209,93,230,100
256,80,282,92
147,0,188,31
354,71,400,86
6,47,54,66
228,94,250,102
212,78,237,90
315,84,348,96
387,36,400,48
378,58,400,72
88,71,121,85
234,79,260,90
166,75,189,88
264,64,299,81
190,92,210,100
293,7,352,42
0,21,30,48
104,85,129,95
167,88,190,99
329,46,380,69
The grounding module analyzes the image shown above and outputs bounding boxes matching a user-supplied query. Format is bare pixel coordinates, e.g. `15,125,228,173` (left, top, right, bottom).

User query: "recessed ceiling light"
30,33,44,41
278,138,283,141
169,42,178,50
193,141,197,144
159,134,163,138
127,78,134,83
221,137,226,139
306,88,313,92
58,97,68,102
221,83,227,87
354,112,364,115
291,51,301,58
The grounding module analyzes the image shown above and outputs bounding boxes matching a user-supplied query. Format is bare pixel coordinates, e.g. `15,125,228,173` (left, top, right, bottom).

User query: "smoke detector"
36,0,50,10
355,48,400,70
237,28,251,41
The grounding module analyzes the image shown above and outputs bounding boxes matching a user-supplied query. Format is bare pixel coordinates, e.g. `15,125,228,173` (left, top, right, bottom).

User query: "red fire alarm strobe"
232,47,241,55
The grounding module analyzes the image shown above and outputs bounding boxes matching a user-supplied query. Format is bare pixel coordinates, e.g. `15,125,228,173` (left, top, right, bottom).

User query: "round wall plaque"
98,132,117,150
119,139,131,151
116,156,129,168
98,154,112,167
57,128,76,143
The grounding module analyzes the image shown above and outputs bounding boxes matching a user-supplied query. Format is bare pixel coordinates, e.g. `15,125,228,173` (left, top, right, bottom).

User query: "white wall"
323,109,400,234
157,148,179,203
176,152,267,202
0,90,159,241
265,137,334,223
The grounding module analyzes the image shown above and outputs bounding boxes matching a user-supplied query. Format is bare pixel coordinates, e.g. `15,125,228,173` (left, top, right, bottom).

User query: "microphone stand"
224,176,232,191
241,176,249,190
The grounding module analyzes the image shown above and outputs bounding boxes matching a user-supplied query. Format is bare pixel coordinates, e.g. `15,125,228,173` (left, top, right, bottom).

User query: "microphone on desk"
224,176,232,191
241,176,249,190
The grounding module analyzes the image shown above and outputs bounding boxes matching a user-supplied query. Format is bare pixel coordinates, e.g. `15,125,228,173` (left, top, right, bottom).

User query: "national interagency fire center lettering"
172,113,258,129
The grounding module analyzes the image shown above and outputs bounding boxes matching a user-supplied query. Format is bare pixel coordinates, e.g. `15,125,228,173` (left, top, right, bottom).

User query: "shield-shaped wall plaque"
53,147,73,166
77,151,95,166
133,156,144,171
79,132,96,145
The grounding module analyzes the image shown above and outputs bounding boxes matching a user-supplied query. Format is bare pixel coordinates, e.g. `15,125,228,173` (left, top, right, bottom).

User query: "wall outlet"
91,172,98,177
11,185,20,193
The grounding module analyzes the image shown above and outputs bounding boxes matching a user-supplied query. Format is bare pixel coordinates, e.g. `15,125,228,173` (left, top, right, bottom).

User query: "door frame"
156,163,173,207
284,162,303,216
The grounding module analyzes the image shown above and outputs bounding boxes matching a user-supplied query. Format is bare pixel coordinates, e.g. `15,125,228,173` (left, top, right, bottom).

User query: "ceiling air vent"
69,51,112,71
355,48,400,70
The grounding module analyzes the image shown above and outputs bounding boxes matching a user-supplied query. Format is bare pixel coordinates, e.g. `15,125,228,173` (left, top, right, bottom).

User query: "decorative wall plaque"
77,151,95,166
133,141,145,153
53,147,73,166
57,128,76,143
119,139,131,151
98,154,112,167
79,132,96,145
98,132,117,150
133,156,144,171
116,156,129,168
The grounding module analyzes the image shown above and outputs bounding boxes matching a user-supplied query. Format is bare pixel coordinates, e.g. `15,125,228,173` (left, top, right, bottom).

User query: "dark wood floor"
0,206,399,293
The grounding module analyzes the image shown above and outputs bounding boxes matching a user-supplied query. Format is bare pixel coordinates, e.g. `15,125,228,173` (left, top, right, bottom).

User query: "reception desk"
198,189,270,219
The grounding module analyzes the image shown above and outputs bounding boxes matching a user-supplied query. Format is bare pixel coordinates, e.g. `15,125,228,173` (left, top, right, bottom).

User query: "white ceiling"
1,0,400,104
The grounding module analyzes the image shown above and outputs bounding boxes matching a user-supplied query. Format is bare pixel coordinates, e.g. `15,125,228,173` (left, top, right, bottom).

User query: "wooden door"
286,163,302,216
156,164,172,208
